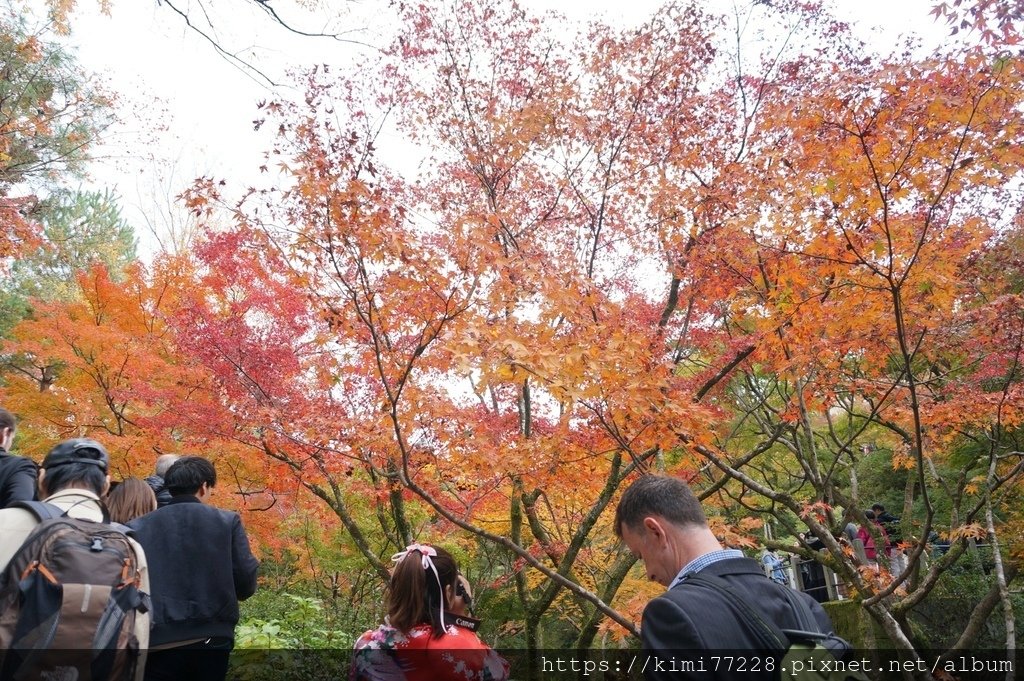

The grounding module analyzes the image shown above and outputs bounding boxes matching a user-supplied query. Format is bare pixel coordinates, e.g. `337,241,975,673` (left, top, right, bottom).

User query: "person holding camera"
350,543,509,681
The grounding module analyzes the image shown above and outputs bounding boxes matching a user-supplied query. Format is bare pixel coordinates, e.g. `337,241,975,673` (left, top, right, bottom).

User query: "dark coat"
128,495,259,646
0,450,37,508
144,474,174,508
640,557,834,681
875,511,902,541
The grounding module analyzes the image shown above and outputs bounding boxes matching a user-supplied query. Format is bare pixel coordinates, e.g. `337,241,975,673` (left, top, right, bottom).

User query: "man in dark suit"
0,407,36,508
129,456,259,681
614,475,835,680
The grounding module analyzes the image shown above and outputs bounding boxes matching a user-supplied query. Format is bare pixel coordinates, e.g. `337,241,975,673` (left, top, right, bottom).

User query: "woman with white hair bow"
350,543,509,681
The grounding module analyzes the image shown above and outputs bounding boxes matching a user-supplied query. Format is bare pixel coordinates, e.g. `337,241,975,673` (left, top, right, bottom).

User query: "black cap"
42,438,109,472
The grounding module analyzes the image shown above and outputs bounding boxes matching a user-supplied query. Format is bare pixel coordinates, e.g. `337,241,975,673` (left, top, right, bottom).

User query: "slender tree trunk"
986,496,1015,680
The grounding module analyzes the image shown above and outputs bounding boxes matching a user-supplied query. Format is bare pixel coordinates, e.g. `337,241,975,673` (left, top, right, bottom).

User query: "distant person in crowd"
0,407,36,507
351,543,510,681
857,510,891,567
614,475,837,680
842,520,860,544
145,453,179,508
760,548,789,585
870,503,900,540
871,502,906,571
106,476,157,524
129,456,259,681
837,506,859,542
797,532,830,603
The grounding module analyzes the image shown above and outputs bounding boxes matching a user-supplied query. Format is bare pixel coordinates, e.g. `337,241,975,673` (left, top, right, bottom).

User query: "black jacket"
0,450,37,508
876,511,902,541
640,558,834,680
128,495,259,646
144,474,174,508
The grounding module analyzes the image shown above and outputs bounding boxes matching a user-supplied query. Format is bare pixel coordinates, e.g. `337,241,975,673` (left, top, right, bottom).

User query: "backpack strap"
10,500,65,522
18,496,122,524
684,573,791,652
108,520,135,536
780,583,821,631
688,572,853,661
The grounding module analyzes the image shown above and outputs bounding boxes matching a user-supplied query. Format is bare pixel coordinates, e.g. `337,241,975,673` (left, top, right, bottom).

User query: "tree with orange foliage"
4,0,1023,674
182,0,1020,670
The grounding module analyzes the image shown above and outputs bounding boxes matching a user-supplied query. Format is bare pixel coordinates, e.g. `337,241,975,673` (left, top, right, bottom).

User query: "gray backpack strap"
10,500,64,522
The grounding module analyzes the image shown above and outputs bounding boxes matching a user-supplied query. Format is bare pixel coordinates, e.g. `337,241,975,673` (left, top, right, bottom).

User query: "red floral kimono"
350,622,509,681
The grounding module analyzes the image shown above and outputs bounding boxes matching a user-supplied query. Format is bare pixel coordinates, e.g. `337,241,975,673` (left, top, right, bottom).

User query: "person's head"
0,407,16,451
39,438,110,498
614,474,721,586
865,510,876,521
106,477,157,523
154,453,180,478
387,543,465,637
164,456,216,499
871,503,885,514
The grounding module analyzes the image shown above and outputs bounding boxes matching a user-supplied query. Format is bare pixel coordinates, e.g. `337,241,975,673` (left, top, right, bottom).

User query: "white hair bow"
391,543,447,630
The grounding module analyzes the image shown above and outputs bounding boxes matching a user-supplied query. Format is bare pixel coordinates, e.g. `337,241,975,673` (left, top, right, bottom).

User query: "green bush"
231,592,353,681
236,593,352,649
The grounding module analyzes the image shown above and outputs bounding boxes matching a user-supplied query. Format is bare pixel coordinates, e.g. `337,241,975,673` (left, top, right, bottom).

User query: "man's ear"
102,474,111,496
643,516,665,541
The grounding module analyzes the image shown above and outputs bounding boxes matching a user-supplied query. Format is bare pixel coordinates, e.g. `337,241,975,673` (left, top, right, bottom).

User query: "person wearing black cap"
0,438,111,567
0,438,152,654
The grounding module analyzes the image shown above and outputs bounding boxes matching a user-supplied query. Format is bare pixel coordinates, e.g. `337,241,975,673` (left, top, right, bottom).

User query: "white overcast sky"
51,0,951,254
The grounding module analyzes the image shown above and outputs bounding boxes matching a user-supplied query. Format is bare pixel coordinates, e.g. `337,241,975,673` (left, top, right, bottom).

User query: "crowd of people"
760,503,909,600
0,408,259,681
1,404,871,681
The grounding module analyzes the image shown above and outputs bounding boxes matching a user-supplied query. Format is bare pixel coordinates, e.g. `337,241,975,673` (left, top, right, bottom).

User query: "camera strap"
444,612,482,632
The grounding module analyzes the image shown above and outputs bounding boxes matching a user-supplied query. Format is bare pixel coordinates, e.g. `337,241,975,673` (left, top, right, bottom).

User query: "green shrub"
231,592,353,681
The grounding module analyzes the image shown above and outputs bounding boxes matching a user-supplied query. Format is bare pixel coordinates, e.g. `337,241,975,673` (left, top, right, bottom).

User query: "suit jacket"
0,451,36,508
640,557,834,681
128,495,259,646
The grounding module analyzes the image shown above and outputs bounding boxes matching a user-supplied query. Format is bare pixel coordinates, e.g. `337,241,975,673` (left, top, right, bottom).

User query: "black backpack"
687,573,868,681
0,501,150,681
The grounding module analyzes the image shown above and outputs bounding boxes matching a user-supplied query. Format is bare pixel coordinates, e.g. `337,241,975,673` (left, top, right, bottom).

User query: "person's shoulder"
0,453,36,473
354,624,393,650
162,497,224,514
208,503,246,524
437,625,493,650
651,581,712,612
10,454,35,468
0,505,38,526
